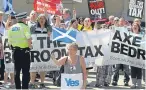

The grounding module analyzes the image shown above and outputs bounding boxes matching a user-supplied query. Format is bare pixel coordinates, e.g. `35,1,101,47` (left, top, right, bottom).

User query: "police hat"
0,11,4,15
15,12,27,19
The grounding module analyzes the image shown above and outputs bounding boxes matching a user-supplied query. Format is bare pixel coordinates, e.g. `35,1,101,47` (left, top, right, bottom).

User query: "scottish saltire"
3,0,15,15
52,27,77,43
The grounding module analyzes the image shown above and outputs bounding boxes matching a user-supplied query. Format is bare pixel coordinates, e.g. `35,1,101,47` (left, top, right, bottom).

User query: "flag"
3,0,15,15
52,27,77,43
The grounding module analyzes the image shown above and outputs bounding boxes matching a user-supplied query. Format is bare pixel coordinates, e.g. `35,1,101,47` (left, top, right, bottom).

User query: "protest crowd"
0,0,145,89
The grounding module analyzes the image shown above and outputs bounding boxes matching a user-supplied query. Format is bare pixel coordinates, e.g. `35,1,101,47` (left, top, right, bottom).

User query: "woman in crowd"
133,18,145,84
30,14,52,89
50,15,57,27
3,15,15,88
79,17,93,86
51,43,87,89
77,17,84,30
130,22,142,89
68,19,79,31
78,17,92,31
78,17,84,26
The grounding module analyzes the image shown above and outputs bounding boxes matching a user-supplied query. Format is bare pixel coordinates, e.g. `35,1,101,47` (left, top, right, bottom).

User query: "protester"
68,19,79,31
133,18,141,25
0,11,5,85
105,15,114,28
112,17,130,86
77,17,93,86
50,15,57,27
54,15,65,29
30,14,52,35
27,10,37,28
112,59,130,86
77,17,84,30
51,43,87,89
130,22,143,89
95,65,112,87
95,18,113,87
78,17,84,25
62,8,71,28
30,14,52,89
3,15,15,89
112,17,119,28
78,17,92,31
133,18,145,84
7,12,32,89
118,17,127,27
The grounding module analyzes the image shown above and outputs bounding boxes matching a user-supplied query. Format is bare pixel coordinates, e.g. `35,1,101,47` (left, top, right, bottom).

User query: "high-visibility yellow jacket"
8,22,31,48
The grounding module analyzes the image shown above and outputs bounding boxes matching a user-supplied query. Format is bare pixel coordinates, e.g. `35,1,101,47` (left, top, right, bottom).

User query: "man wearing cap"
8,12,32,89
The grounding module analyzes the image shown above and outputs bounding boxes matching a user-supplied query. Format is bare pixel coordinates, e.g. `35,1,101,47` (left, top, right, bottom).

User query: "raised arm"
51,53,67,66
5,15,11,30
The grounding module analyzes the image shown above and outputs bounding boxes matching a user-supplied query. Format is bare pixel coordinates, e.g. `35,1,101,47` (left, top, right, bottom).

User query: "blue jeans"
113,64,130,83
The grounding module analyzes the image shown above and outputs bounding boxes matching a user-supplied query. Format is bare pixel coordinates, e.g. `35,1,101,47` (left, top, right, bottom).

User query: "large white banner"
76,30,111,67
3,30,111,72
3,28,145,73
103,28,146,68
3,36,14,73
61,73,83,89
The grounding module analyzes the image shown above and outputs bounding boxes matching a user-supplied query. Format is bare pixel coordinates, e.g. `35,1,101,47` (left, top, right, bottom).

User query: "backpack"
53,57,68,86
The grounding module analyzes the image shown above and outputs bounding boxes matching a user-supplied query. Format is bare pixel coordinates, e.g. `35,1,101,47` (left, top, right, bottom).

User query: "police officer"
8,12,32,89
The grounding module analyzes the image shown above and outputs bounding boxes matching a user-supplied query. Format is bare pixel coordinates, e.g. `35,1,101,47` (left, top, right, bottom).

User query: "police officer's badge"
12,27,20,31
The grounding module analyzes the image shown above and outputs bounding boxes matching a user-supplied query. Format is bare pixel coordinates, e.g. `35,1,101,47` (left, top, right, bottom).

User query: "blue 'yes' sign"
65,78,79,86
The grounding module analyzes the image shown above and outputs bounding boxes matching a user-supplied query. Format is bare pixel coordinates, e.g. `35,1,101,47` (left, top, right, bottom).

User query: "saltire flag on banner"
3,0,15,15
34,0,63,15
52,27,77,43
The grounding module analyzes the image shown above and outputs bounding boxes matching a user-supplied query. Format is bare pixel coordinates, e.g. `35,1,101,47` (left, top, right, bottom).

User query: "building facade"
0,0,145,22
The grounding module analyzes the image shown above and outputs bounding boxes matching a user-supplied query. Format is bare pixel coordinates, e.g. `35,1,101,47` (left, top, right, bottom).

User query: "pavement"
0,69,145,89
